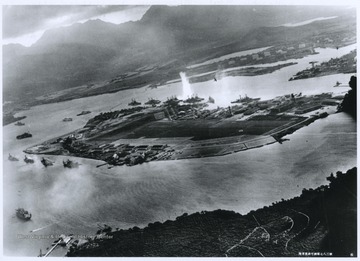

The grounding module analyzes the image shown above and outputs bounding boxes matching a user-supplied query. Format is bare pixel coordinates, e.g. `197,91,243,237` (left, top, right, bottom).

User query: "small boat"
63,159,79,168
41,157,53,167
128,99,141,106
16,208,32,220
24,155,35,164
15,121,25,126
16,132,32,140
333,81,342,87
77,111,91,116
8,154,19,161
62,117,73,122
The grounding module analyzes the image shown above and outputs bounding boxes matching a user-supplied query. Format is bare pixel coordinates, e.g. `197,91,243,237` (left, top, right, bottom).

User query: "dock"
43,239,62,257
41,235,73,257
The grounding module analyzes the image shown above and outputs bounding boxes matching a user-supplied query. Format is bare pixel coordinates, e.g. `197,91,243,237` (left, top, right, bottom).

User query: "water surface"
3,45,356,256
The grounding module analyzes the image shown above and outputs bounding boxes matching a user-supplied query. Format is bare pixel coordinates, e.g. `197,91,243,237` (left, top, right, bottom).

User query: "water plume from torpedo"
30,222,58,233
179,72,192,99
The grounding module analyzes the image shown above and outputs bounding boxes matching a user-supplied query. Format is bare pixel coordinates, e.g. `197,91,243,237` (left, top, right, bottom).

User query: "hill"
3,5,356,103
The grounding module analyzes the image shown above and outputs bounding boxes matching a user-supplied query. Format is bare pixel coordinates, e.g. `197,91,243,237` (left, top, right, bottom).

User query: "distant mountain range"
3,5,356,102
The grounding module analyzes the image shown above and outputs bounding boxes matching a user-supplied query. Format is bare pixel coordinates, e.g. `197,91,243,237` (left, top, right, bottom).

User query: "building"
299,43,306,48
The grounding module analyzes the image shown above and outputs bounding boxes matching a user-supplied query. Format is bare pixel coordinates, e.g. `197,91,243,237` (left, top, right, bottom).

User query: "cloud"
3,5,147,39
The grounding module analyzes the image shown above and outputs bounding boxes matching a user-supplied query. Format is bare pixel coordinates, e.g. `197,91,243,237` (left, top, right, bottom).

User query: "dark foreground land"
67,167,357,257
339,75,357,119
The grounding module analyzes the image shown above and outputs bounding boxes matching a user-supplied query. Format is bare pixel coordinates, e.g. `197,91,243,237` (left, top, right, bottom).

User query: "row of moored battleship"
8,154,79,168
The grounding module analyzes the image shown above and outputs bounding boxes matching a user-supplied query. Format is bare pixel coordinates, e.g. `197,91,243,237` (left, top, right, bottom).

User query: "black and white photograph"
2,1,357,257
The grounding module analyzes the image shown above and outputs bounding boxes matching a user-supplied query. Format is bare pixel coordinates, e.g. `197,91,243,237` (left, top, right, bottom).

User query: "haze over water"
3,45,356,256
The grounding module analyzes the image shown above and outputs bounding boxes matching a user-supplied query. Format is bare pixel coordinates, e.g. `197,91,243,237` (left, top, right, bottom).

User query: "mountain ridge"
3,5,356,102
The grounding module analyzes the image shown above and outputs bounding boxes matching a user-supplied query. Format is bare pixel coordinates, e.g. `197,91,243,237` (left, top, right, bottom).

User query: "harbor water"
3,45,356,256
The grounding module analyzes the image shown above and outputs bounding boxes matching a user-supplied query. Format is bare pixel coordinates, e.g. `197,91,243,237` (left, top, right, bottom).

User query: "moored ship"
63,159,80,168
15,121,25,126
145,98,161,106
128,99,141,106
24,155,35,164
41,157,53,167
183,94,204,103
207,96,215,103
77,111,91,116
16,208,32,220
231,94,260,104
16,132,32,139
8,154,19,161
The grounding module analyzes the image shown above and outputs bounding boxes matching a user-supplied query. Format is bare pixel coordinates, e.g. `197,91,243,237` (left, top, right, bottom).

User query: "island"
25,92,341,167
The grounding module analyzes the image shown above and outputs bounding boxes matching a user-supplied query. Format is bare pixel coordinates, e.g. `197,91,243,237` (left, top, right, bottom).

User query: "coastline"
24,109,330,166
67,167,357,257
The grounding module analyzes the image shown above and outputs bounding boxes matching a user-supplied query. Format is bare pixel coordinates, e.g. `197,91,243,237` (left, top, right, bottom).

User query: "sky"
2,5,150,46
2,2,357,47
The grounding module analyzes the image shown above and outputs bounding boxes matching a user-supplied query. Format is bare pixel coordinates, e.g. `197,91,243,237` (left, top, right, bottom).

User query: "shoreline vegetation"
67,167,357,257
3,44,355,127
289,50,356,81
188,62,297,84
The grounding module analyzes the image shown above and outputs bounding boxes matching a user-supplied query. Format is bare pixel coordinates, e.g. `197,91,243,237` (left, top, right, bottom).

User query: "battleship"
41,157,53,167
63,159,80,168
145,98,161,106
128,99,141,106
24,155,34,164
163,96,181,106
183,94,205,103
16,132,32,139
231,95,260,104
8,154,19,161
16,208,32,221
